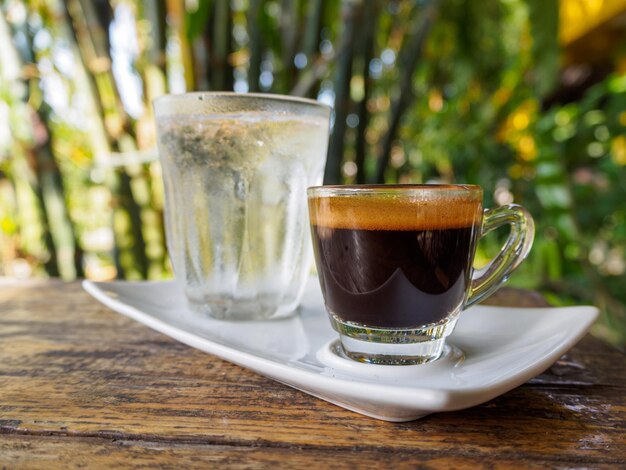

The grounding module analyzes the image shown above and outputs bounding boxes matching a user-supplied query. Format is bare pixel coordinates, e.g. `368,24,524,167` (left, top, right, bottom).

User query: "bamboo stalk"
211,0,233,90
301,0,323,58
189,1,212,91
299,0,324,98
137,0,169,279
34,102,85,279
22,150,60,277
167,0,195,90
63,0,149,279
278,0,298,91
142,0,168,77
323,0,360,185
1,9,83,279
354,0,379,184
290,1,349,98
372,0,440,184
246,0,263,92
0,10,57,276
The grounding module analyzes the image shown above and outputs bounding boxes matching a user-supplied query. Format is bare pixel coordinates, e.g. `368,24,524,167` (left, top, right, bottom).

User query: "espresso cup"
307,184,535,365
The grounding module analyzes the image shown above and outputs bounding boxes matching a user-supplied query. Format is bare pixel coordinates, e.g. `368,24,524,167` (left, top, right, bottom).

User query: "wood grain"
1,280,625,468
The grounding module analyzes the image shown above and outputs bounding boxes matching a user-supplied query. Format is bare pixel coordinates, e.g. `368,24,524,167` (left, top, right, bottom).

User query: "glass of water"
154,93,330,320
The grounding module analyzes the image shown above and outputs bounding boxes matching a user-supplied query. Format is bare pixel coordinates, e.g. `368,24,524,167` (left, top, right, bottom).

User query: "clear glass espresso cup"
307,184,535,365
154,93,330,320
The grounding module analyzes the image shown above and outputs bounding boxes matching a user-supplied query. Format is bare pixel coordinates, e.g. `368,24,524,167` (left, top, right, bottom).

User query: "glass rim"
153,91,331,111
307,184,482,197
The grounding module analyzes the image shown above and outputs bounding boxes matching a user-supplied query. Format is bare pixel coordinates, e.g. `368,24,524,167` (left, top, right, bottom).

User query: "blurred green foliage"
0,0,625,346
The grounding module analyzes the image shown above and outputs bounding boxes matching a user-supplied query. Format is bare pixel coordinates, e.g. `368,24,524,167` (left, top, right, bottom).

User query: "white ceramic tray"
83,278,598,422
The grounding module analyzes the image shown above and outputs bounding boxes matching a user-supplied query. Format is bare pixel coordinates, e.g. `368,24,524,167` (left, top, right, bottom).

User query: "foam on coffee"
309,193,483,231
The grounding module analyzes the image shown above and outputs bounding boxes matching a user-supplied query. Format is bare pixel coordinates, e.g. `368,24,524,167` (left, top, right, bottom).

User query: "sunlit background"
0,0,625,346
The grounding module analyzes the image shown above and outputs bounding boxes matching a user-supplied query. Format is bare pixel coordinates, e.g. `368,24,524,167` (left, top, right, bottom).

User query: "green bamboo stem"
63,0,149,279
35,103,85,279
211,0,233,90
372,0,439,184
299,0,324,98
142,0,168,77
137,0,169,278
246,0,263,92
290,1,349,98
22,149,60,277
2,9,84,279
0,10,57,276
166,0,195,90
354,0,379,184
302,0,323,58
278,0,298,91
323,0,360,184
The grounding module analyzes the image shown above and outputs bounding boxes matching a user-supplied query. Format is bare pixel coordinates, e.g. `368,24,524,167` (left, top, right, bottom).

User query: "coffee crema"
308,190,482,230
309,193,483,328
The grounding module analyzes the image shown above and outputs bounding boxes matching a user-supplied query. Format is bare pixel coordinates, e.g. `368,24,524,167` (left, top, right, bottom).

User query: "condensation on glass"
154,93,330,320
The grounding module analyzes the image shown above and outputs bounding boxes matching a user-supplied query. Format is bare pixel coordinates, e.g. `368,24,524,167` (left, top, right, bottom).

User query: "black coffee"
309,193,482,328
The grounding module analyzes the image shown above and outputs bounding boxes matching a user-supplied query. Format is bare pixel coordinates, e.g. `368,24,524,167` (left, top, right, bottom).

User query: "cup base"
329,315,458,365
187,297,298,321
339,335,446,365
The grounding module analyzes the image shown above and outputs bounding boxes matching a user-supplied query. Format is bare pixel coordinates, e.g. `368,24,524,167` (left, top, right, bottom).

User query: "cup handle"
465,204,535,308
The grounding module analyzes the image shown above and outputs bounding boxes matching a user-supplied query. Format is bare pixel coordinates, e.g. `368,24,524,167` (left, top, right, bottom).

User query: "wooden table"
1,280,624,469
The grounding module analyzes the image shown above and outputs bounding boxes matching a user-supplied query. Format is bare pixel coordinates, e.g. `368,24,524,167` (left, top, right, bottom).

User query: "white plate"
83,278,598,422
